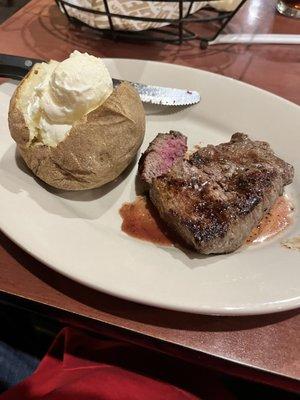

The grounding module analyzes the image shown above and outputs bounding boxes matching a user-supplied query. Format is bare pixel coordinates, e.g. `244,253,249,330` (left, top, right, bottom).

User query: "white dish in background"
0,59,299,315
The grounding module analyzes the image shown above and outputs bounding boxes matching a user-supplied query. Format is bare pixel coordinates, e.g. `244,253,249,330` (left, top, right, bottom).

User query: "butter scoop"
26,51,113,147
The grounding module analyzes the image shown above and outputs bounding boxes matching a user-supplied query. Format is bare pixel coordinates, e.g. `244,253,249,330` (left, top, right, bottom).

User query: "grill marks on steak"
139,132,294,254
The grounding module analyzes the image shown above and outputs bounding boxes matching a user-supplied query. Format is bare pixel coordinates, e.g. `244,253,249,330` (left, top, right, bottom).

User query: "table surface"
0,0,299,392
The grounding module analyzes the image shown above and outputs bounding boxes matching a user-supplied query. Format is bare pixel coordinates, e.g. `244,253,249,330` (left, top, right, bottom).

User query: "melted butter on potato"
24,51,113,147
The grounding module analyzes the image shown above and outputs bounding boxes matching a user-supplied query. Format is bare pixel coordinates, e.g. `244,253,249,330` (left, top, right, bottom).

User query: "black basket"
56,0,247,48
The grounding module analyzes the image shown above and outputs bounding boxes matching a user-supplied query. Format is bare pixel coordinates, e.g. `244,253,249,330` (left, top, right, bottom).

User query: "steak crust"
139,132,294,254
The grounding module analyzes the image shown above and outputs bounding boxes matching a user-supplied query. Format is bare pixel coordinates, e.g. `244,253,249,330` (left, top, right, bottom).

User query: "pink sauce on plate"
120,196,293,247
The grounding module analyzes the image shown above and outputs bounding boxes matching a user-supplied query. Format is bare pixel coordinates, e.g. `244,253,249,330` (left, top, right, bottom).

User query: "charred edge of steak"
138,131,187,185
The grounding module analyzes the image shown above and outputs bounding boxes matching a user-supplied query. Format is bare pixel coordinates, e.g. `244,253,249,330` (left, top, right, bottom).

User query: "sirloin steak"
139,132,294,254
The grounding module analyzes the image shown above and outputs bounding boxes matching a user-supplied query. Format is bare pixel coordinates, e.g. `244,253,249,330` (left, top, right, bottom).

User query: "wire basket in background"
56,0,247,48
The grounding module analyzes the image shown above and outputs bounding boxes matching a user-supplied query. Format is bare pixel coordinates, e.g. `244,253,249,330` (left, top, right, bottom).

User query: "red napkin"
0,328,236,400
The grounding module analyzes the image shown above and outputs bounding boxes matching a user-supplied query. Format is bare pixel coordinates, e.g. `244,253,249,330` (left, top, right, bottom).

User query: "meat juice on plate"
120,196,172,246
120,195,294,249
246,195,293,244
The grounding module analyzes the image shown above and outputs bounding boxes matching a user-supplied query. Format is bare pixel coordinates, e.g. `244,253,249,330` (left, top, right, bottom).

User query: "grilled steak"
139,132,294,254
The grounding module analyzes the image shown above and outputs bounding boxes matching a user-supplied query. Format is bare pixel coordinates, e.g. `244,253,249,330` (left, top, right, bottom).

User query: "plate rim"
104,57,300,108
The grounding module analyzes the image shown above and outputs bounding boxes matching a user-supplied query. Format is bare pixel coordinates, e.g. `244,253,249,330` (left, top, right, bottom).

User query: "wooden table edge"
1,289,299,393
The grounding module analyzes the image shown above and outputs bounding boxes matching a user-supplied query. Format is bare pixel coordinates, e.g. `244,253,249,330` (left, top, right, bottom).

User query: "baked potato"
8,64,145,190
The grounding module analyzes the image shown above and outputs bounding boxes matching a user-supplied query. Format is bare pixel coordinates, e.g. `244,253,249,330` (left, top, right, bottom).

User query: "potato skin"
9,77,145,190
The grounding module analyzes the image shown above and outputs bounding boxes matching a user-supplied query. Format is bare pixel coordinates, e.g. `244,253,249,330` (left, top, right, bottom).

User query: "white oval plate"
0,59,299,315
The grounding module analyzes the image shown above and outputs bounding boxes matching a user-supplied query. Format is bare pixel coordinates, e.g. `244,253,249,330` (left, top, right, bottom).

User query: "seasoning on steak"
139,132,294,254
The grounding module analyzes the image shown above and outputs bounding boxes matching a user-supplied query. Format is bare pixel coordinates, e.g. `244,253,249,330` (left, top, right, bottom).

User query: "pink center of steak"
158,137,187,170
139,131,187,184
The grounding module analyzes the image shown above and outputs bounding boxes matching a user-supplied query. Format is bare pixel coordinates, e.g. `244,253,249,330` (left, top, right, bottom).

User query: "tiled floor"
0,0,31,24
